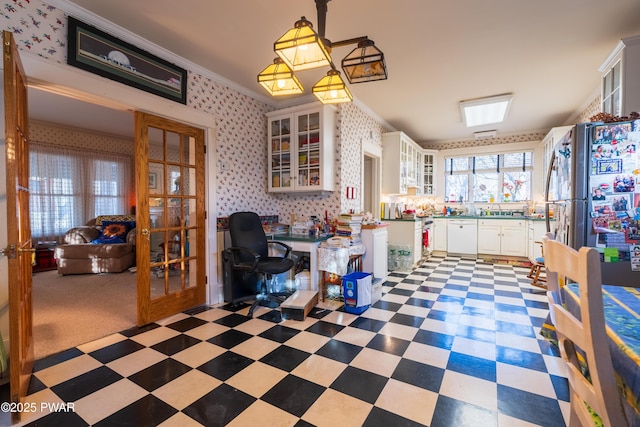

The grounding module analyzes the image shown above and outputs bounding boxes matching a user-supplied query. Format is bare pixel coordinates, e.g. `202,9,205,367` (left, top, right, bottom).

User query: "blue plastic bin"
342,271,372,314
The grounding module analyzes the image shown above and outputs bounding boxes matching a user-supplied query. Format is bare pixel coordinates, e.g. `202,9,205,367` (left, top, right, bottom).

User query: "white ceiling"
30,0,640,144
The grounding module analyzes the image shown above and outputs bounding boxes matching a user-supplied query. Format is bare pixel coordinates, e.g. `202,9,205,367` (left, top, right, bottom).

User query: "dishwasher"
447,219,478,255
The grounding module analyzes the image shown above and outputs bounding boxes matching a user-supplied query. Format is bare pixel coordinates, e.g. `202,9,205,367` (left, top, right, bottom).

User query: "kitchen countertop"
383,217,427,222
268,233,332,243
432,215,551,221
361,223,389,229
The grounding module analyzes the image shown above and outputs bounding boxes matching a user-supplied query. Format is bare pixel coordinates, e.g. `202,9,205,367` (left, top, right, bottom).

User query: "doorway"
27,90,209,357
29,89,138,359
363,155,374,213
361,139,382,215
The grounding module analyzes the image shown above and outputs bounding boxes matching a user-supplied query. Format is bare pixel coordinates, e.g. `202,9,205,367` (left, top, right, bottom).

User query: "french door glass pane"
147,125,198,299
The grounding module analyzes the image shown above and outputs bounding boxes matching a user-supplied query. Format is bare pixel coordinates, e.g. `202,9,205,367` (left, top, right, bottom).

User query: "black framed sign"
67,16,187,104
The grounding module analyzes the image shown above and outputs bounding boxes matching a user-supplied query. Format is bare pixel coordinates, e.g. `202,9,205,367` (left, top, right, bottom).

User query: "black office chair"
225,212,295,317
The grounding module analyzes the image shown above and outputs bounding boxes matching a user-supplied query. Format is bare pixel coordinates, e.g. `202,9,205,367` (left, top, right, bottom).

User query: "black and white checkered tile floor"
8,256,570,426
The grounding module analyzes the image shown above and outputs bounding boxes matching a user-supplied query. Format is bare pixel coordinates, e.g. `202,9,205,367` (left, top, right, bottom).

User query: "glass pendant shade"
312,69,353,104
257,58,304,95
274,17,332,71
341,39,388,84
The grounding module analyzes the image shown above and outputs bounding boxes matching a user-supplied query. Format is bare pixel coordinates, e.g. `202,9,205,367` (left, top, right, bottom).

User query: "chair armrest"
267,241,292,258
127,228,136,245
64,226,100,244
226,246,260,271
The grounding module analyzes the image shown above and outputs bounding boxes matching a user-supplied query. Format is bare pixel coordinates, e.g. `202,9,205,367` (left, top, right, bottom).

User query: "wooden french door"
135,112,206,325
3,30,33,423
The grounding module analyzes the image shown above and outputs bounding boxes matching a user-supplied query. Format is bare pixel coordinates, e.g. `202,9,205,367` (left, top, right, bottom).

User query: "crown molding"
46,0,276,106
46,1,396,128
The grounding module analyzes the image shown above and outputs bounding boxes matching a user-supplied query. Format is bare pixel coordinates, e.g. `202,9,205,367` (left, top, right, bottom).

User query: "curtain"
29,143,133,242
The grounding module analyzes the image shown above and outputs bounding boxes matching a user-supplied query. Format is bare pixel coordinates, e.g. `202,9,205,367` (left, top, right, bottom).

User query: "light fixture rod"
313,0,369,49
315,0,331,38
330,36,369,48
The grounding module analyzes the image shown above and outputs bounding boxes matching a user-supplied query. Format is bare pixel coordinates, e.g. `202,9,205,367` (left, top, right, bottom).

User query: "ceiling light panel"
460,94,513,127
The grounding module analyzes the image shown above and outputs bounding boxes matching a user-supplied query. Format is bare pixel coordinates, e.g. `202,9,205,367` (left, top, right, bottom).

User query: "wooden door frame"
4,30,34,424
361,138,382,215
135,111,207,325
20,54,220,304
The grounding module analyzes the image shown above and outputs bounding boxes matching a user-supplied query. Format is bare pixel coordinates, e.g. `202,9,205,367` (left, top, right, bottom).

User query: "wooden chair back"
542,235,627,427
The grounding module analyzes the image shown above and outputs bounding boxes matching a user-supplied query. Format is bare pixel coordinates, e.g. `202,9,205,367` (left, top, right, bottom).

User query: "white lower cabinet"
361,226,388,280
386,219,423,266
528,220,549,262
432,218,447,252
477,219,527,257
477,222,501,254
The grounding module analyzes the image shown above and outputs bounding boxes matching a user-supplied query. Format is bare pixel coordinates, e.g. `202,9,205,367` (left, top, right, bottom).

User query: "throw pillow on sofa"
91,220,135,244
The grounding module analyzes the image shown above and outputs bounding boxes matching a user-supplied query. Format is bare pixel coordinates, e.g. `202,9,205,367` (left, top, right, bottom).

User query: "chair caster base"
247,292,291,317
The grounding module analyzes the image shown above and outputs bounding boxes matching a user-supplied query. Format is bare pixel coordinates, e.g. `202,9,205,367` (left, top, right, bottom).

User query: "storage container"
342,271,372,314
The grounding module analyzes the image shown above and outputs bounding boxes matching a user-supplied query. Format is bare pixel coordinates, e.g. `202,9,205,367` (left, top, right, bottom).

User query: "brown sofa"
54,215,136,275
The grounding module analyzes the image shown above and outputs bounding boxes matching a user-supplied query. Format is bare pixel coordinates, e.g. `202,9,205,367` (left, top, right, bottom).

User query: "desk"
561,284,640,426
269,233,331,292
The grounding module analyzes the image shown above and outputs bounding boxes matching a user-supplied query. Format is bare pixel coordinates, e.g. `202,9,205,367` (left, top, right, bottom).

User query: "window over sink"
444,151,532,203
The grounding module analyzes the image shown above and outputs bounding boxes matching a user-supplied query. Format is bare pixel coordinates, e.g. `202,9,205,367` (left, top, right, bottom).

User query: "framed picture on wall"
149,172,157,190
67,16,187,104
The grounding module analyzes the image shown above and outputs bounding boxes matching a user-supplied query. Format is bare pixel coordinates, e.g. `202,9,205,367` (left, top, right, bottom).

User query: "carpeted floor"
32,269,137,360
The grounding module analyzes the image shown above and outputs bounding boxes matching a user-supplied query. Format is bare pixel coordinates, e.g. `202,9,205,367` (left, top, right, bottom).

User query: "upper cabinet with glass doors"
382,131,423,195
423,150,437,195
267,103,336,193
599,34,640,117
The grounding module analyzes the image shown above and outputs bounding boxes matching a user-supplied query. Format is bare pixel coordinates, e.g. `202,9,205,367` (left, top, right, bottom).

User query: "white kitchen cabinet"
528,220,549,262
477,219,527,257
267,103,336,193
599,34,640,117
382,131,422,195
432,218,447,253
361,226,388,280
422,150,437,195
477,222,501,254
386,219,423,266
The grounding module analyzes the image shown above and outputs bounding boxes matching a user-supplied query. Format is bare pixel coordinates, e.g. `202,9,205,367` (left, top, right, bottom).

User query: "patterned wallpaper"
187,74,277,216
575,95,602,124
1,1,386,222
421,131,548,150
2,1,604,223
29,120,134,154
339,103,385,213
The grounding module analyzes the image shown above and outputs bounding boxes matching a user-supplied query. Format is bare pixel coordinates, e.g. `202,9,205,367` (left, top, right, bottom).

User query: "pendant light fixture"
273,16,332,71
312,69,352,104
341,39,387,84
258,0,387,104
257,58,304,95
